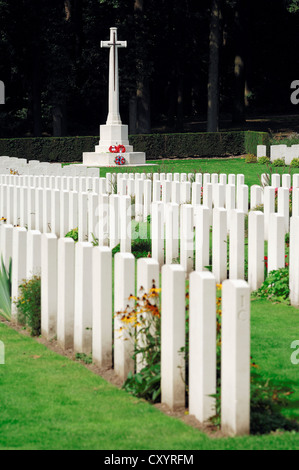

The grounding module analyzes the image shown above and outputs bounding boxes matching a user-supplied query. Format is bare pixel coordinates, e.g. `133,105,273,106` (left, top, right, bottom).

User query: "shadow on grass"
250,370,299,435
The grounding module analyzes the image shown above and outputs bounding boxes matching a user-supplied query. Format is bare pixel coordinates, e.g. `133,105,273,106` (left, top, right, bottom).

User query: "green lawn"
0,297,298,450
97,157,299,189
250,300,299,423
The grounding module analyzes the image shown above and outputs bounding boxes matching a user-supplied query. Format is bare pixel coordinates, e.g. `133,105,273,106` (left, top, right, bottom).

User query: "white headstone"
161,264,186,410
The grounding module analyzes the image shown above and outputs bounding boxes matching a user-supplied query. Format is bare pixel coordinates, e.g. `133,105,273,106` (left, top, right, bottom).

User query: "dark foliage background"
0,0,299,138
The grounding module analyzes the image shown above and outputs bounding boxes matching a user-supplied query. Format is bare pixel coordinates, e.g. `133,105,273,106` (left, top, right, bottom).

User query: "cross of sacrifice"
101,27,127,126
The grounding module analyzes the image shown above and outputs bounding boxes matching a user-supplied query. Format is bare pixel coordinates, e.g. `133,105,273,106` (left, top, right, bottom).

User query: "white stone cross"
101,27,127,126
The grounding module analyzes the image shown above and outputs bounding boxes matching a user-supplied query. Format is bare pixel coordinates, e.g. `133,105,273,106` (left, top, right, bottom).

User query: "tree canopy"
0,0,299,137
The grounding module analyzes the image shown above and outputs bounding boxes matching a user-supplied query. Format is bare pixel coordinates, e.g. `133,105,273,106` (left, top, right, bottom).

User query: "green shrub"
272,158,285,167
258,156,270,165
245,154,258,163
252,268,290,304
131,239,151,259
15,276,41,336
290,158,299,168
112,238,152,259
124,364,161,404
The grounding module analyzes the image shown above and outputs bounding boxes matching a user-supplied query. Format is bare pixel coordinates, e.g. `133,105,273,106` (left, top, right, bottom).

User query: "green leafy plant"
112,244,121,256
112,221,152,259
131,238,151,259
0,256,12,320
15,276,41,336
65,227,78,242
245,154,257,163
90,233,99,246
251,268,290,304
75,353,93,364
272,158,285,167
112,241,151,259
209,283,223,428
290,158,299,168
124,363,161,403
258,156,270,165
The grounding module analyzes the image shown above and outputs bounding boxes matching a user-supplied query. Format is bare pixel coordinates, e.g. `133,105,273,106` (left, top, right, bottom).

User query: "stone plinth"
83,151,146,167
82,123,146,166
95,124,133,152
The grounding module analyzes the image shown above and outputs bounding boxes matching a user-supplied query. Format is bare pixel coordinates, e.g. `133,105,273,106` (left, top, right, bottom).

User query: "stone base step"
82,151,146,167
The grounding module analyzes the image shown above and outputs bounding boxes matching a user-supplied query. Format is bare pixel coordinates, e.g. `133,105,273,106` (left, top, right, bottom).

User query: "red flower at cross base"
109,145,126,154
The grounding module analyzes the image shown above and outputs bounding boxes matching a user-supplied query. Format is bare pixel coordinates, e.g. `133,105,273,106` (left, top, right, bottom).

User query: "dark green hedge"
244,131,270,155
0,136,99,163
0,131,269,163
130,131,247,158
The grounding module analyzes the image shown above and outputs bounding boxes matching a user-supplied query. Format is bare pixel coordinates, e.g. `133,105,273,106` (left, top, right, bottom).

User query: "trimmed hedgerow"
244,131,270,156
0,131,269,162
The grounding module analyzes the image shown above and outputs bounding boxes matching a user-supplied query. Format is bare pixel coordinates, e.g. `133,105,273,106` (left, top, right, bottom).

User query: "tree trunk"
32,49,42,137
232,0,246,124
31,0,42,137
134,0,151,134
176,72,184,131
166,79,175,129
129,96,137,134
52,102,67,137
207,0,222,133
136,78,151,134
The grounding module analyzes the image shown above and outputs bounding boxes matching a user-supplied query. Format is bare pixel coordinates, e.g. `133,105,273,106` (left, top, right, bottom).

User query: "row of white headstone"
0,183,289,277
1,171,298,227
0,156,101,177
7,223,251,436
0,173,296,293
153,204,288,289
257,144,299,164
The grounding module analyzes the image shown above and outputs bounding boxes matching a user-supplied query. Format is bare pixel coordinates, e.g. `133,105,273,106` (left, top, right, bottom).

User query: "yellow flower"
128,295,138,301
149,287,161,294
